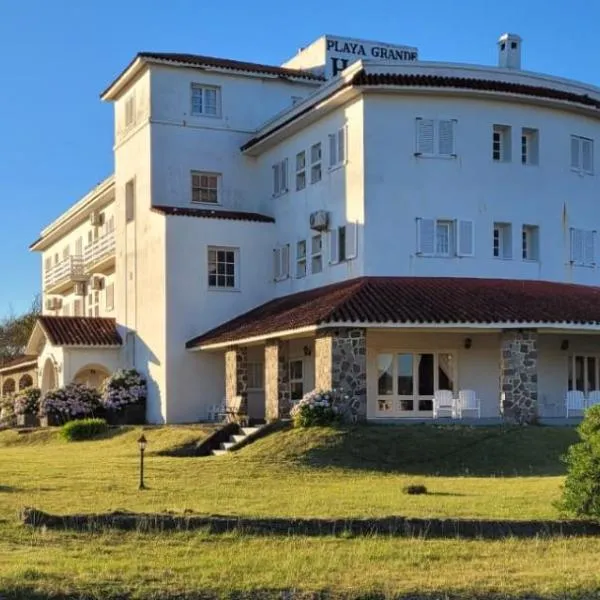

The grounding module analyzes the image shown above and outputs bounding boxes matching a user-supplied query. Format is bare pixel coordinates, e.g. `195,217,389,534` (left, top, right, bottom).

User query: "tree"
560,405,600,518
0,295,41,364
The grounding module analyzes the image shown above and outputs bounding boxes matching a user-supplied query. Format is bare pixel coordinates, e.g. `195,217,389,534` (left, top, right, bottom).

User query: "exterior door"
376,351,456,417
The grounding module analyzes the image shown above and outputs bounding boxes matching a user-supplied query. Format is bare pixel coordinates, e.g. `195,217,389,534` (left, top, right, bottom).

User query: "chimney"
498,33,522,69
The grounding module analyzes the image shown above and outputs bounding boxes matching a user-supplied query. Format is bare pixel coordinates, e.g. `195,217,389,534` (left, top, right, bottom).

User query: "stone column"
224,346,248,413
500,329,538,424
264,339,290,421
315,328,367,421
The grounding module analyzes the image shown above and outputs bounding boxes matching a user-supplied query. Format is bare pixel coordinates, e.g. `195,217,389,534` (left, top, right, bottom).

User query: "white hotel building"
23,33,600,424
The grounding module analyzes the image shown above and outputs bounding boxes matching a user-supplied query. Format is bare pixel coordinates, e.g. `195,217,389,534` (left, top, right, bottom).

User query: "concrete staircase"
211,426,263,456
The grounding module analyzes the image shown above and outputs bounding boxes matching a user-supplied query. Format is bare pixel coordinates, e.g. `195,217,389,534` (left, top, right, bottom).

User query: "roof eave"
101,56,147,101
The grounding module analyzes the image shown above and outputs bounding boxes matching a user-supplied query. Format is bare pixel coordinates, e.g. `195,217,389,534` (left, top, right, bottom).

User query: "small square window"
493,222,512,259
521,128,539,165
296,240,307,278
310,143,322,184
522,225,539,261
192,171,220,204
191,84,221,117
295,151,306,191
208,246,238,289
311,234,323,274
492,125,511,162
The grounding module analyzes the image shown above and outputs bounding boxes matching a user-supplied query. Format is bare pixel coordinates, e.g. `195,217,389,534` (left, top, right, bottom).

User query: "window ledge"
328,162,347,173
272,190,289,199
189,113,222,120
207,287,241,293
493,256,513,261
568,262,596,269
414,153,457,160
191,201,222,207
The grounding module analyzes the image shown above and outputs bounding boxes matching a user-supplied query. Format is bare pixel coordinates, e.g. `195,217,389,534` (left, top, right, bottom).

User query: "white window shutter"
273,248,281,280
416,118,435,155
281,159,288,192
584,230,596,265
438,120,455,156
570,228,584,264
417,218,435,255
571,137,580,170
502,226,512,260
329,229,339,264
329,134,337,167
582,139,593,173
338,128,346,164
346,221,358,260
273,165,279,195
281,244,290,278
457,220,474,257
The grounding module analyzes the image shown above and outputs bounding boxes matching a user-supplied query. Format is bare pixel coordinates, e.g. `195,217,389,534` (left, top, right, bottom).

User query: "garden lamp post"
137,434,147,490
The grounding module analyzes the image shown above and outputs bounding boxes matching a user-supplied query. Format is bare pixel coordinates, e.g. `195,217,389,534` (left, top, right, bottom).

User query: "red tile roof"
137,52,324,81
39,317,122,347
187,277,600,348
152,205,275,223
0,355,37,373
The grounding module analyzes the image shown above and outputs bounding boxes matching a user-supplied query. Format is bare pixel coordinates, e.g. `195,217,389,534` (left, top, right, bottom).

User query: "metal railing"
44,256,85,289
83,231,115,268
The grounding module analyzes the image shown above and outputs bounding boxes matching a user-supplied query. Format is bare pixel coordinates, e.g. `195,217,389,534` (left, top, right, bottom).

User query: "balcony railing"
83,231,115,270
44,256,86,290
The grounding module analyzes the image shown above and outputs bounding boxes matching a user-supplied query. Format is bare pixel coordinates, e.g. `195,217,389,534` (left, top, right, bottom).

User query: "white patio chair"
565,390,586,417
587,390,600,408
207,402,225,422
457,389,481,419
432,389,456,418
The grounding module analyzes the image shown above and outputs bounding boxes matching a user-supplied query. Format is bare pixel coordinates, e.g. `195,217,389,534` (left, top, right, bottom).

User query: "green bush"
0,393,16,427
560,405,600,518
60,418,109,442
402,484,428,495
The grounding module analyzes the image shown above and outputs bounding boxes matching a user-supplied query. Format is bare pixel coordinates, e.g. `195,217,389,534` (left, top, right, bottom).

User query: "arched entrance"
19,374,33,390
41,358,57,394
2,378,15,397
73,365,110,390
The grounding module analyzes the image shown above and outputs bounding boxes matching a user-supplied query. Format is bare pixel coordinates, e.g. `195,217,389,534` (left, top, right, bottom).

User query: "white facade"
28,33,600,422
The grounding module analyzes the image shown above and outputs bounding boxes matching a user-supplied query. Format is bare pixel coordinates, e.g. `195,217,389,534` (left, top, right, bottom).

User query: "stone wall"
224,347,248,413
315,328,367,420
265,339,290,421
500,329,538,424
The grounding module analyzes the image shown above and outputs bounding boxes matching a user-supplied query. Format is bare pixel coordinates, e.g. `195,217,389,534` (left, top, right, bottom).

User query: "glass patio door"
377,352,455,417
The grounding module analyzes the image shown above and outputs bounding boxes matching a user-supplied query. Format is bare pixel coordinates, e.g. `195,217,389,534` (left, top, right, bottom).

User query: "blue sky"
0,0,598,316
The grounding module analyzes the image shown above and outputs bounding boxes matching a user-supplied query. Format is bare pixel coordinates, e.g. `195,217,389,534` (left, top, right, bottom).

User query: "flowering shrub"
291,389,357,428
101,369,147,412
39,383,101,423
14,387,41,416
0,394,16,427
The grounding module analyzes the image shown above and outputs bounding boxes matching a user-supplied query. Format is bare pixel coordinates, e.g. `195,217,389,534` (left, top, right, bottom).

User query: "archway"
19,374,33,390
2,378,15,397
73,365,110,390
41,358,57,395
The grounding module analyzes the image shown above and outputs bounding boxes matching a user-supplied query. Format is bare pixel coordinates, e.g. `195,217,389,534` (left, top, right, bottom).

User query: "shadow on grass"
2,587,598,600
294,424,578,477
0,485,19,493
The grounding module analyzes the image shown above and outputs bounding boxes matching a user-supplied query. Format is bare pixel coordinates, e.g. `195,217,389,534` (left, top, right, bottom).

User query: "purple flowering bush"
39,383,101,422
291,388,356,427
101,369,146,413
14,387,41,416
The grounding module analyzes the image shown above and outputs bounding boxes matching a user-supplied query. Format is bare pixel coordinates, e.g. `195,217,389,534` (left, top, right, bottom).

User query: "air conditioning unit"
309,210,329,231
90,212,105,227
91,276,104,291
74,282,86,296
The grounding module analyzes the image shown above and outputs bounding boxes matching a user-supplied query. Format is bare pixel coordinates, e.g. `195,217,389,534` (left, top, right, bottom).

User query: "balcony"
44,256,86,293
84,231,115,273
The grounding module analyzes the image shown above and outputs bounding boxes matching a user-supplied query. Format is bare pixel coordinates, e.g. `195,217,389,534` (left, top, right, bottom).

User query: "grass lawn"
1,423,597,599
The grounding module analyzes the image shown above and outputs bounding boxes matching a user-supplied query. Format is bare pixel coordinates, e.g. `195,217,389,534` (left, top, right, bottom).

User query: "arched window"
18,374,33,390
2,378,16,396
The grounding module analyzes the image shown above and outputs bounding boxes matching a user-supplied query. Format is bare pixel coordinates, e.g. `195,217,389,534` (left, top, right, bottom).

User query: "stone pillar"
500,329,538,424
264,339,290,421
224,346,248,413
315,328,367,421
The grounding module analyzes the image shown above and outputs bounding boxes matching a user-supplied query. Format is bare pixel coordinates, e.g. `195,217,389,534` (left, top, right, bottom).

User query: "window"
125,179,135,223
107,216,115,233
105,283,115,311
493,223,512,259
522,225,539,261
208,247,238,289
124,94,135,127
521,128,539,165
311,234,323,274
191,84,220,117
570,228,596,266
273,244,290,281
191,171,220,204
415,118,456,157
44,257,51,272
73,299,82,317
87,291,100,317
571,135,594,174
62,303,70,317
328,127,347,169
272,159,288,196
295,240,307,278
289,359,304,401
492,125,511,162
310,143,322,184
62,246,70,260
295,151,306,191
377,352,455,416
329,222,358,264
75,237,83,256
568,355,600,394
247,362,264,390
416,218,474,257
